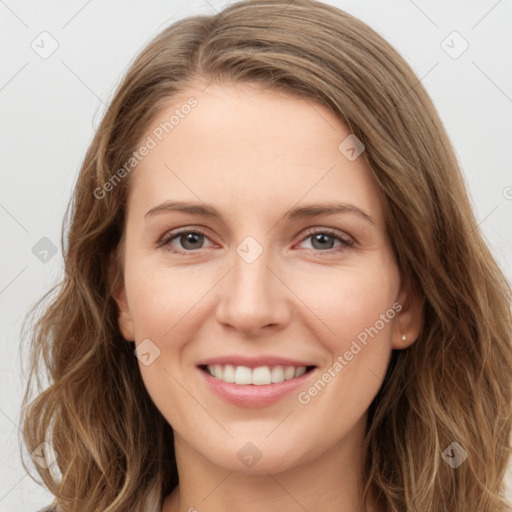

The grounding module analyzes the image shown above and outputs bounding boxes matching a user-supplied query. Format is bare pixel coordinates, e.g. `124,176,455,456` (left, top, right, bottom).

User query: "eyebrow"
145,200,376,226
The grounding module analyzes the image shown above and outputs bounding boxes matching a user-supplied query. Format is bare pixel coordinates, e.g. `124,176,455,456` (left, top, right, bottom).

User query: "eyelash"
158,227,354,256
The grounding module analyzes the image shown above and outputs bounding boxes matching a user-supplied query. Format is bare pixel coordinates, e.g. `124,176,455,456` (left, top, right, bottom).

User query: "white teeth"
284,366,295,380
205,364,310,385
270,366,285,383
234,366,252,385
252,366,271,385
213,364,223,380
294,366,306,378
223,364,235,383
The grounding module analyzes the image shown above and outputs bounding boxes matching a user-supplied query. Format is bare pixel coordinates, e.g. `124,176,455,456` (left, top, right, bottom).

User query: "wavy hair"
19,0,512,510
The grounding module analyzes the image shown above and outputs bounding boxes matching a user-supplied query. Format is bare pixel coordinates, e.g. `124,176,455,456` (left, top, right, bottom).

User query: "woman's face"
114,82,420,474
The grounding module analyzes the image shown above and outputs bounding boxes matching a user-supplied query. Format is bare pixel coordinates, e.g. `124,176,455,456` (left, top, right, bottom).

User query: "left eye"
159,228,353,254
159,230,214,253
298,229,354,252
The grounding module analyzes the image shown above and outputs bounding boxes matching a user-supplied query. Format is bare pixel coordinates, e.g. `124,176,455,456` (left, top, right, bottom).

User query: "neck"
162,413,380,512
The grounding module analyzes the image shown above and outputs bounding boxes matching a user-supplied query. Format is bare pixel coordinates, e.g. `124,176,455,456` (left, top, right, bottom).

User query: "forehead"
127,82,383,227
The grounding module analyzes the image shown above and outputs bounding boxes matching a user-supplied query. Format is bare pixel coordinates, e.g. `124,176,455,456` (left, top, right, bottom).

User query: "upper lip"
196,355,317,369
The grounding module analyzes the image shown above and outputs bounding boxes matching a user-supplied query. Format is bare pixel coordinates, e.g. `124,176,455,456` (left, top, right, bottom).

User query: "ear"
392,282,424,350
109,250,135,342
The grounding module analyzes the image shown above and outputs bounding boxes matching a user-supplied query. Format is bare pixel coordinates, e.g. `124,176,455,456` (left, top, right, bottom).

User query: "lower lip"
198,367,316,408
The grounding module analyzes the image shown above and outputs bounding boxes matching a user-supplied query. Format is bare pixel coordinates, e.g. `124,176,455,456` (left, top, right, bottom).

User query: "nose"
215,244,291,336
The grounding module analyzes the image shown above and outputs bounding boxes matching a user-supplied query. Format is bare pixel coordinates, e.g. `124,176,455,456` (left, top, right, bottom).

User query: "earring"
401,333,407,343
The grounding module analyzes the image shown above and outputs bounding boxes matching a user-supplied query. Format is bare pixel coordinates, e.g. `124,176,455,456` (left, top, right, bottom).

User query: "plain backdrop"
1,0,511,510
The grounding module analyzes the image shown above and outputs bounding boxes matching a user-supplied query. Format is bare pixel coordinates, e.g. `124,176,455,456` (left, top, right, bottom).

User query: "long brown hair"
19,1,512,510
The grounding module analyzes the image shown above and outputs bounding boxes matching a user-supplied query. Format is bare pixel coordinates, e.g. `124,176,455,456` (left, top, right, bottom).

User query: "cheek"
290,261,398,419
124,256,210,341
122,259,209,427
290,260,399,349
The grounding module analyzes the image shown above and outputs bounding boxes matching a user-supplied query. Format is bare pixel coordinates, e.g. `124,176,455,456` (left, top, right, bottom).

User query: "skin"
113,81,423,512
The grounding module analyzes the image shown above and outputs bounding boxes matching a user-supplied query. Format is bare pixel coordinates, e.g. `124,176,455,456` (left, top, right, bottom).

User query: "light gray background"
1,0,511,510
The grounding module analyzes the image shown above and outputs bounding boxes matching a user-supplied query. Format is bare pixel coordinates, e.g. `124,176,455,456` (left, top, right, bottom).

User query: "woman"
21,0,512,511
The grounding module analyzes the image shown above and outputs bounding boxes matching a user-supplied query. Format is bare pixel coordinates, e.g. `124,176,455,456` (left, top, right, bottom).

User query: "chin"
200,438,316,475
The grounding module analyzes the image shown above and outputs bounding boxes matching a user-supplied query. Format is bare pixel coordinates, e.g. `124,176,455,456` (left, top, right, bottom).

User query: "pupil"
313,233,333,250
183,233,202,249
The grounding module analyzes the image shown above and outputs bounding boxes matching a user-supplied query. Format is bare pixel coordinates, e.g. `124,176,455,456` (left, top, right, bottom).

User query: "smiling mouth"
198,364,316,385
